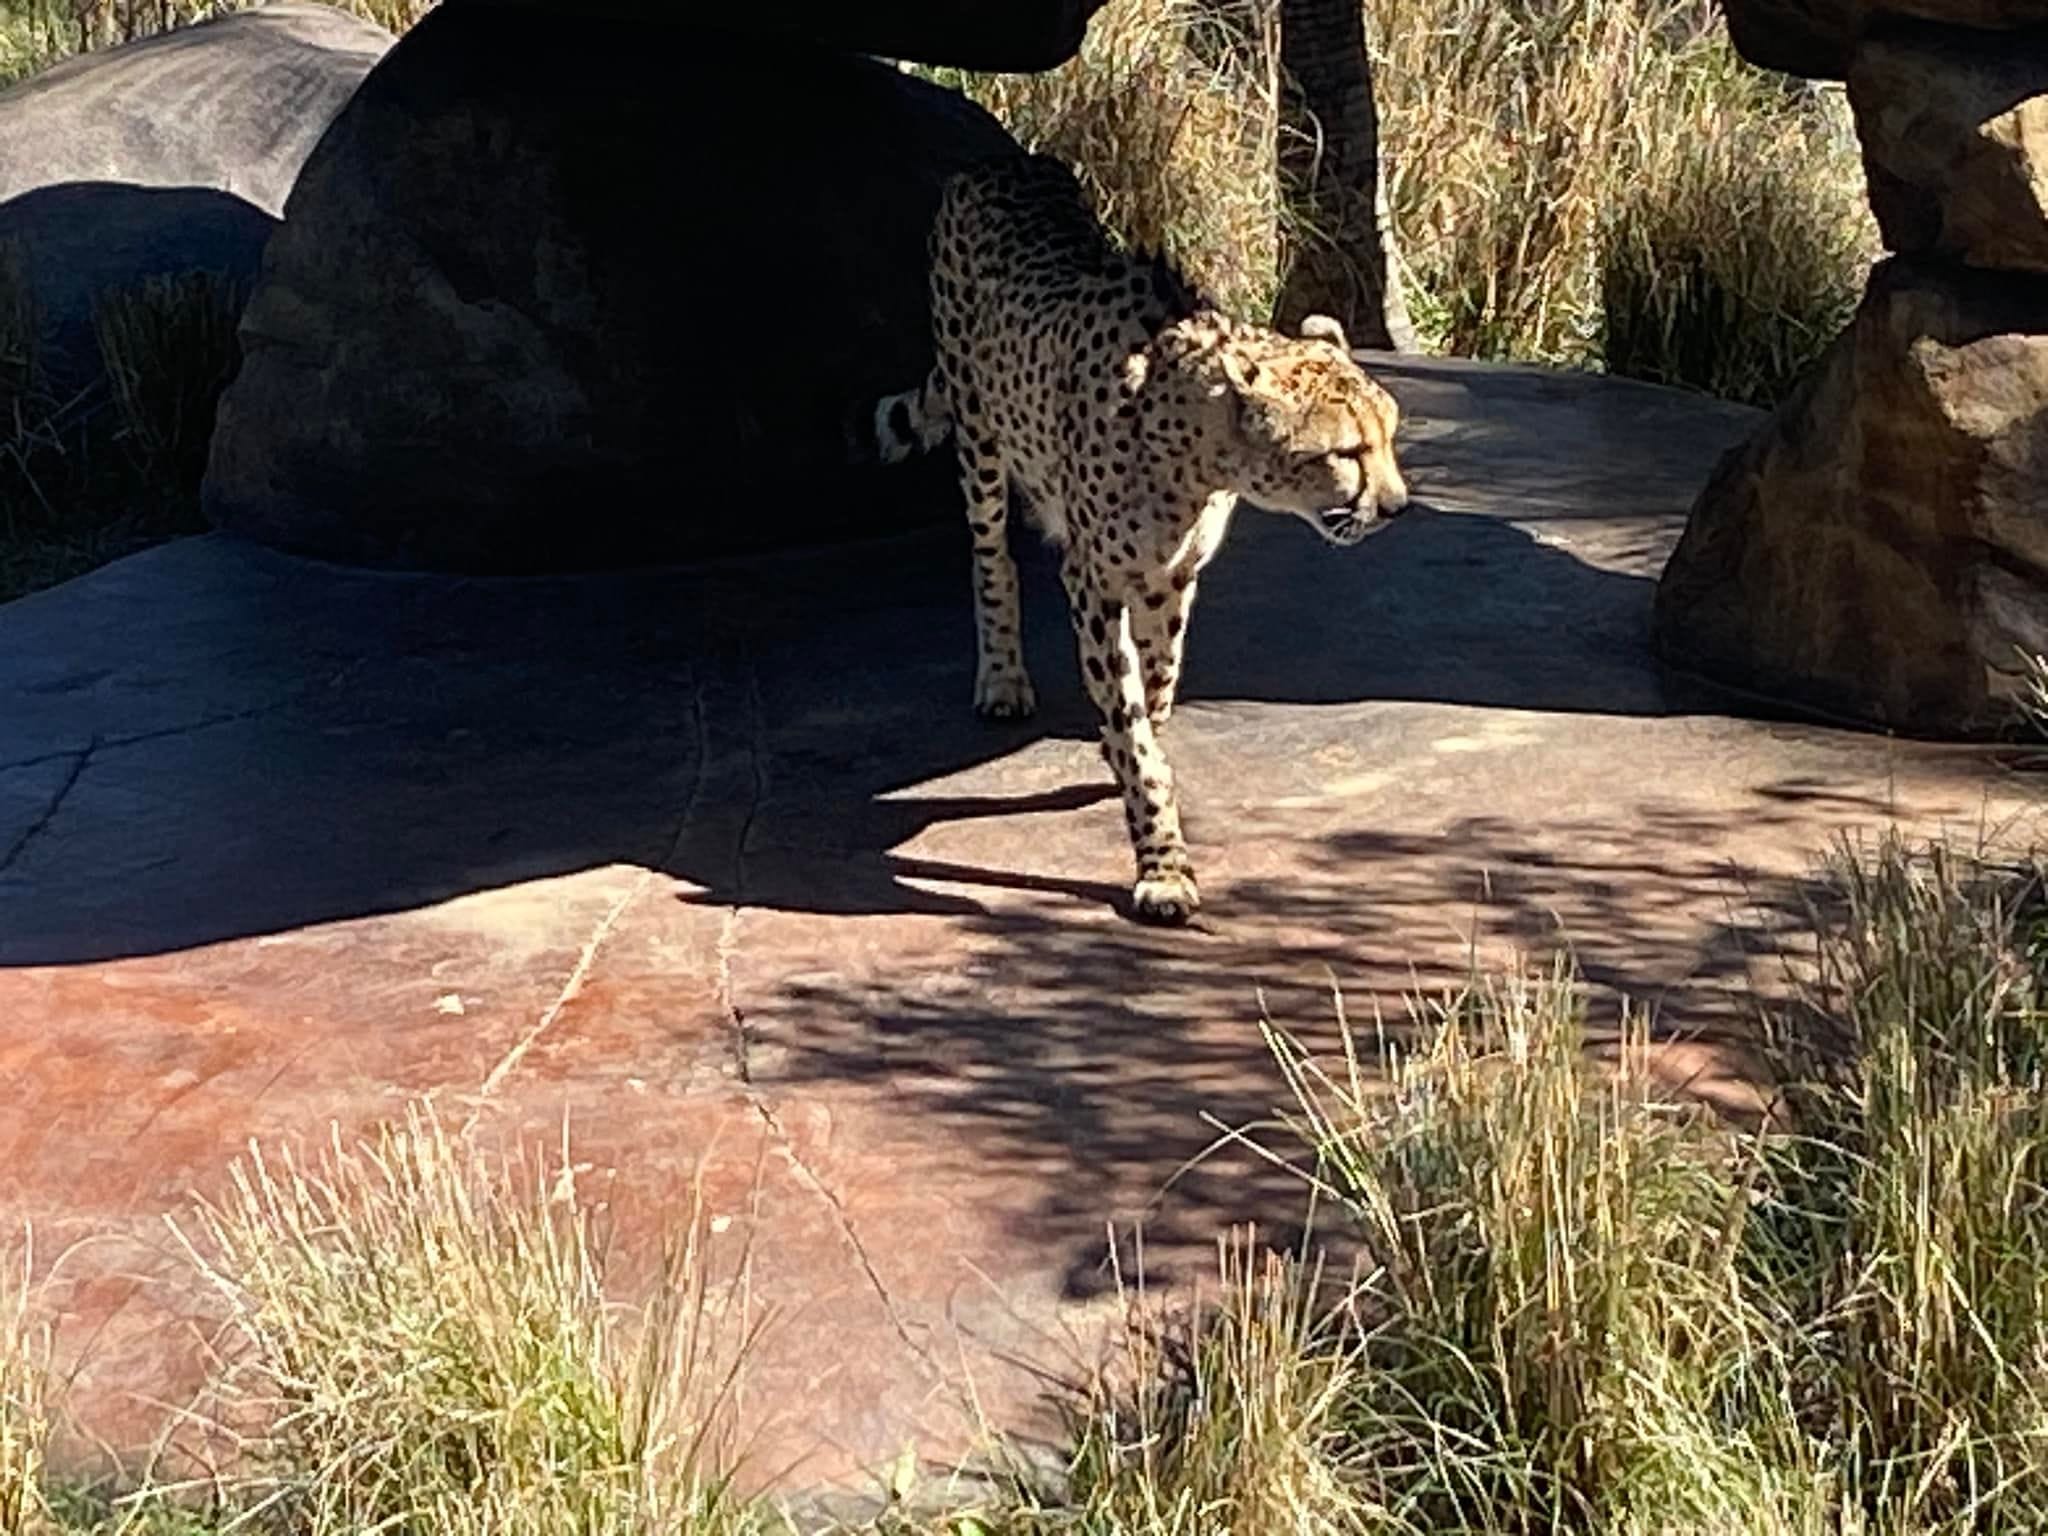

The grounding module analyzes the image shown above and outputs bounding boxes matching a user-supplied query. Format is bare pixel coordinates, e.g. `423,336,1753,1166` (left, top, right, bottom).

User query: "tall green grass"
1261,967,1817,1534
6,1109,773,1535
173,1107,769,1536
1750,838,2048,1532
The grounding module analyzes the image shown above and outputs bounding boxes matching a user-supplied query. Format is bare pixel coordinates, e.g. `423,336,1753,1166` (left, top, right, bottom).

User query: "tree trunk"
1274,0,1415,351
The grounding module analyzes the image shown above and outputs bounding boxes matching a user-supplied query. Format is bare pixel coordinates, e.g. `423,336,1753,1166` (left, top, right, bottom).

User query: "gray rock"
0,2,391,397
0,1,392,216
203,6,1017,572
1653,258,2048,736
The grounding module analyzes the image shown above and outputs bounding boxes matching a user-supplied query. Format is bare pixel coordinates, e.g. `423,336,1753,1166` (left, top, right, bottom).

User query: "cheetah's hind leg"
956,434,1037,720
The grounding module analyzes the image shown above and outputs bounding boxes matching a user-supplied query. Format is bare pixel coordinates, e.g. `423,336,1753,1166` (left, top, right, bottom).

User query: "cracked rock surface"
0,357,2025,1505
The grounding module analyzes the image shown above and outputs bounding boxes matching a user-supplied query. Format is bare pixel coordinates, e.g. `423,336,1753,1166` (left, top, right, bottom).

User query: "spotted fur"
867,153,1411,925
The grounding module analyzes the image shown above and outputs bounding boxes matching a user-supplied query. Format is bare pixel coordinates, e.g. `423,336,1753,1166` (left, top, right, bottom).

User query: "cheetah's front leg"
1062,557,1198,924
1130,572,1198,730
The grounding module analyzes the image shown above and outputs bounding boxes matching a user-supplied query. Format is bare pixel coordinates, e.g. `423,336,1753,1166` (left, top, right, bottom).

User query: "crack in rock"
478,673,712,1099
749,1095,944,1387
0,739,94,875
477,869,650,1097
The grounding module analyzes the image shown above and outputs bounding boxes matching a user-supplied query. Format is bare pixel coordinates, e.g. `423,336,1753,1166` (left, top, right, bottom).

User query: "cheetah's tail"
863,367,953,466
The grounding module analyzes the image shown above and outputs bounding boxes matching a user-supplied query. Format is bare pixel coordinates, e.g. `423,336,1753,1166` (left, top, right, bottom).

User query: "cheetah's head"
1153,313,1410,546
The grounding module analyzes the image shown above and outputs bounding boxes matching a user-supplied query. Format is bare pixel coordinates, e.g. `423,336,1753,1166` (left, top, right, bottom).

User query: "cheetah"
862,153,1411,925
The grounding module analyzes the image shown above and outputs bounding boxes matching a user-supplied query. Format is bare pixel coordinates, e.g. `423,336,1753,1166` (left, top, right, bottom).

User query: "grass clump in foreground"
1030,833,2048,1533
7,1110,772,1535
930,0,1874,406
1034,967,1804,1535
173,1109,770,1535
1750,841,2048,1530
2,1242,55,1535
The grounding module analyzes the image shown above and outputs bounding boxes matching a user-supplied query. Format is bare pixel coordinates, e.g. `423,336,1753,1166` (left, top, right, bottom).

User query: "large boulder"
0,2,392,395
1653,260,2048,734
1659,0,2048,733
202,6,1015,572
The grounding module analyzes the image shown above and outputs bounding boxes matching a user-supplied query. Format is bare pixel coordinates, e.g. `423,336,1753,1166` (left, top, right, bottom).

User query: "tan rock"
1653,258,2048,735
1852,21,2048,272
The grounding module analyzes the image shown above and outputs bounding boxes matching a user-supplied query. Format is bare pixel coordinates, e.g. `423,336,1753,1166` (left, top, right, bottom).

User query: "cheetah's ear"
1299,314,1350,352
1218,350,1261,391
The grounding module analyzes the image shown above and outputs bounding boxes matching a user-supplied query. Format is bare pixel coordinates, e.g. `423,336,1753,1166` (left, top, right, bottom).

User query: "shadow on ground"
0,494,1681,963
734,781,1894,1304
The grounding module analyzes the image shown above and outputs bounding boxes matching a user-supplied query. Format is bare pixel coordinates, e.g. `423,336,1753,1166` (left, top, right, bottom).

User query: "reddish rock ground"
0,356,2031,1509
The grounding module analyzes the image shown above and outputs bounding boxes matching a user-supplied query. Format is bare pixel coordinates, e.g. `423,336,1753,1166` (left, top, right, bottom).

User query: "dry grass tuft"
167,1105,769,1535
92,270,245,489
1,1238,54,1536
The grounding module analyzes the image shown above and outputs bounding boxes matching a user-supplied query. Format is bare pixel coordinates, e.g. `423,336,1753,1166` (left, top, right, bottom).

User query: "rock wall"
1654,0,2048,735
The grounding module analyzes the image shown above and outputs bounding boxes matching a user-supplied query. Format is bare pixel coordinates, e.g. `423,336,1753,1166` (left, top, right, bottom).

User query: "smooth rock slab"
0,1,391,214
0,358,2025,1507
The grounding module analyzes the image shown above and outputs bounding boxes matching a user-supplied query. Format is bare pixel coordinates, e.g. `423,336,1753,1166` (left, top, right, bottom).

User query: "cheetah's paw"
974,672,1038,720
1131,868,1200,926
